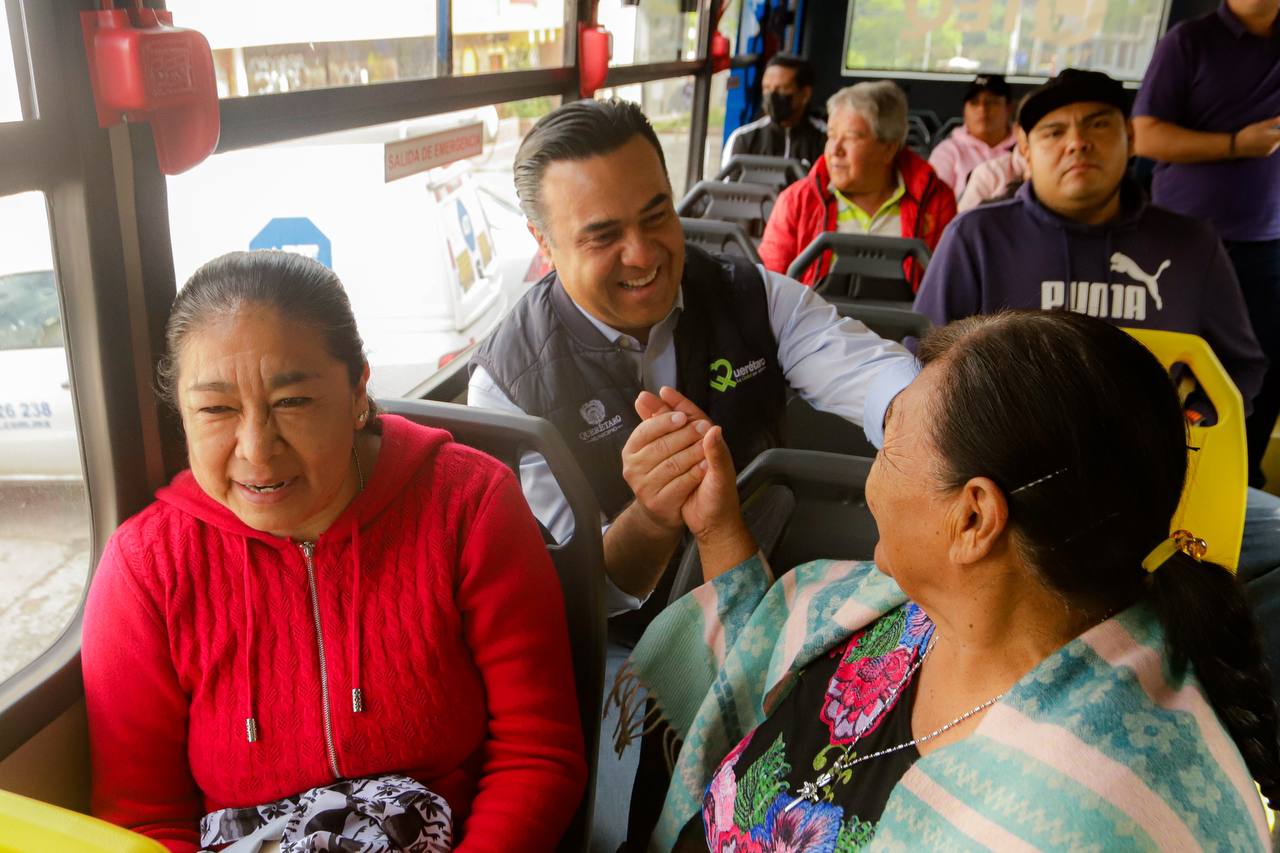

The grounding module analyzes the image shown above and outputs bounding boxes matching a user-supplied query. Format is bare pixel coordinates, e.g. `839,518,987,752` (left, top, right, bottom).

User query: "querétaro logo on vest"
578,399,624,443
709,357,768,392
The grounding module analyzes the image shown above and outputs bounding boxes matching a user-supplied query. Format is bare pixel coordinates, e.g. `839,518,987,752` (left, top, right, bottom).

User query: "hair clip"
1009,467,1067,495
1142,529,1207,574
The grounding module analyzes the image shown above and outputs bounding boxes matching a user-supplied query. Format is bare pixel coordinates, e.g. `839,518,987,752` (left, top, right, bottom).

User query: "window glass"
597,77,695,199
704,71,731,177
844,0,1169,82
719,0,743,56
0,3,23,121
166,97,559,399
164,0,440,97
453,0,567,74
0,192,91,685
598,0,699,66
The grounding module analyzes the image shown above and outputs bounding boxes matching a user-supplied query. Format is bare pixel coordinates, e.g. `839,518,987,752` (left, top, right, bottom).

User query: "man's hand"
621,387,712,533
1234,115,1280,159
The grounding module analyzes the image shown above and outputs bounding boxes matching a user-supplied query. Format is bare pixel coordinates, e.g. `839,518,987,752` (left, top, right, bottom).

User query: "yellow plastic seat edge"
0,788,167,853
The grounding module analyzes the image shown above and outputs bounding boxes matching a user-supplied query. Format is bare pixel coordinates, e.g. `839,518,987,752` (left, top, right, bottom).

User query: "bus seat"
668,449,877,603
378,399,605,853
676,180,778,239
1123,328,1247,570
932,116,963,152
680,217,762,264
714,154,806,190
909,109,941,136
783,304,929,460
906,116,931,156
0,788,165,853
787,233,931,305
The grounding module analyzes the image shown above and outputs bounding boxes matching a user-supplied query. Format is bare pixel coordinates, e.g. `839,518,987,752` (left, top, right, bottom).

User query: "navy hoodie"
914,179,1267,412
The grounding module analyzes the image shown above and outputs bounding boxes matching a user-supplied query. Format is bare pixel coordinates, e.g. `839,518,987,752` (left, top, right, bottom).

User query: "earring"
357,409,369,427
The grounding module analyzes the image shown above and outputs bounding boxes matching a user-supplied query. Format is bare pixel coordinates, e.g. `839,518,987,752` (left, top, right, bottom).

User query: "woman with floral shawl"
616,312,1279,852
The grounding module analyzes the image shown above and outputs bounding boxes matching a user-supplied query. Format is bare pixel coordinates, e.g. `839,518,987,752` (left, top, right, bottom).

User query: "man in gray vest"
468,98,914,622
468,98,916,848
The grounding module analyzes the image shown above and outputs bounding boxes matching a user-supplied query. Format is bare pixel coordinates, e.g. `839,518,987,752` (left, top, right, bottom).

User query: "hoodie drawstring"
243,538,259,743
350,520,364,714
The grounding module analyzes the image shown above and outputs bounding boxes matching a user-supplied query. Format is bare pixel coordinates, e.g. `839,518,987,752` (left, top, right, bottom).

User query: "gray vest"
471,245,787,521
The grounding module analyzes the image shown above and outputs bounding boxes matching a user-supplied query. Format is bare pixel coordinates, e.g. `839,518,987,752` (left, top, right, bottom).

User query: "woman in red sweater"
81,251,586,852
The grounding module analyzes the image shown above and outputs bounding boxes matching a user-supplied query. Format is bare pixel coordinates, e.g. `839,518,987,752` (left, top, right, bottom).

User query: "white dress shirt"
468,266,917,614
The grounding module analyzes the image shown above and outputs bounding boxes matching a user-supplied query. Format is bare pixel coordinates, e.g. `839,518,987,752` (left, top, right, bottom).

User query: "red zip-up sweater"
82,415,586,852
759,150,957,291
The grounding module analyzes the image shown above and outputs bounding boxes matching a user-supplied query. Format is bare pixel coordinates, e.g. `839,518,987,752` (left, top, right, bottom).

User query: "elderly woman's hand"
639,388,757,582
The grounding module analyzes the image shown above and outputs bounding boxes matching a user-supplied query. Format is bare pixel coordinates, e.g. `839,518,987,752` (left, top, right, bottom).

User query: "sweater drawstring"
350,520,364,714
242,538,259,743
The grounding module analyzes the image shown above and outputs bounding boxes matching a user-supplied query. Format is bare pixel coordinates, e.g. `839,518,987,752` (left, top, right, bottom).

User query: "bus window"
598,0,699,66
0,191,91,685
453,1,567,74
595,77,696,199
844,0,1170,81
165,96,559,401
164,0,442,97
0,4,22,122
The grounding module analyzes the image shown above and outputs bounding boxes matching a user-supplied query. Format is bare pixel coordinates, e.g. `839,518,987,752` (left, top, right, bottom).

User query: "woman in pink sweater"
81,251,586,852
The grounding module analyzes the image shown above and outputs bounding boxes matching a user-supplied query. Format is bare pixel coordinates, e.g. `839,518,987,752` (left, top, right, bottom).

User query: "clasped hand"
620,386,741,540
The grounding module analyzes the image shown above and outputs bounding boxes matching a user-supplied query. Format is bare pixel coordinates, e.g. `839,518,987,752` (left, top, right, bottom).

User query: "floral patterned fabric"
701,604,934,852
198,774,451,852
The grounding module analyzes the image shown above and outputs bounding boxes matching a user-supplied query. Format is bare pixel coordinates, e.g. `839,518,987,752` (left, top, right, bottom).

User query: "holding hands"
622,387,756,580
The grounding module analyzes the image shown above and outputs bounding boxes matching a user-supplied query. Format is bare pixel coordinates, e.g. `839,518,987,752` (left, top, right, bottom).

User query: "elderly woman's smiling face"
176,302,369,541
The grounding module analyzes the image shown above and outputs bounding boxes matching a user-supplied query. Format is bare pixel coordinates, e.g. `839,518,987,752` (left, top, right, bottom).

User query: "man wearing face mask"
721,53,827,170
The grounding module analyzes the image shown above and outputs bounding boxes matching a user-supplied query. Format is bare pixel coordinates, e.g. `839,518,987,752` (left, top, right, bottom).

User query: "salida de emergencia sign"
384,122,484,183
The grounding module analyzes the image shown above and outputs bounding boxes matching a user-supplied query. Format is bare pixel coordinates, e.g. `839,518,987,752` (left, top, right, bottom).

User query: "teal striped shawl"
621,555,1269,851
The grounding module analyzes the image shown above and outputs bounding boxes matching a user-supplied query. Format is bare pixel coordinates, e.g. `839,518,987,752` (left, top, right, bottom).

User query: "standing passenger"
758,81,955,291
1133,0,1280,488
928,74,1018,197
721,53,827,170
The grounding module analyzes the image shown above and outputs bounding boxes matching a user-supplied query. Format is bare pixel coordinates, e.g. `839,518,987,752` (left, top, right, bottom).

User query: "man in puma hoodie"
915,69,1280,692
914,69,1266,407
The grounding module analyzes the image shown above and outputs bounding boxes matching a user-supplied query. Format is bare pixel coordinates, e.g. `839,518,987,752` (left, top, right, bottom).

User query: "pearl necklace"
783,632,1003,813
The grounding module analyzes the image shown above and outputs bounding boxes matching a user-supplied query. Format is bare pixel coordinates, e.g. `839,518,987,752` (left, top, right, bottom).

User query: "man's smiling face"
531,134,685,343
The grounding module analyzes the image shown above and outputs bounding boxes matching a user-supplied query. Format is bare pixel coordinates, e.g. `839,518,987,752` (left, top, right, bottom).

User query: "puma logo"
1110,252,1170,311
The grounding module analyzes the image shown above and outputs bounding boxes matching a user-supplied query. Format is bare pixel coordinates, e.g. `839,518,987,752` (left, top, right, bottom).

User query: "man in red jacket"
759,80,956,292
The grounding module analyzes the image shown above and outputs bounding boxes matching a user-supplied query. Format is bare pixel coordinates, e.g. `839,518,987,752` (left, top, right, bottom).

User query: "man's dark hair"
513,98,668,233
765,53,815,90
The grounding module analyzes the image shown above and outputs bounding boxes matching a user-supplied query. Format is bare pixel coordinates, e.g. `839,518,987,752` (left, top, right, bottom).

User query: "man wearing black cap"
914,70,1280,682
928,73,1016,197
916,68,1262,395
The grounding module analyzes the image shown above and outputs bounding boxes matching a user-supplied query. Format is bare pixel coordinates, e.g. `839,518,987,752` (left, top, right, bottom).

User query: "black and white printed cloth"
198,774,452,852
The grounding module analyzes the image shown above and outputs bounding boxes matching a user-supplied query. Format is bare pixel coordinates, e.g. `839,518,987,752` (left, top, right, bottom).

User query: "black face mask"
765,91,796,122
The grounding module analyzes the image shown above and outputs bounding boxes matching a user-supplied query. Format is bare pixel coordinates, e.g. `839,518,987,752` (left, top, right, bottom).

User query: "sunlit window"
1,1,24,121
165,0,441,96
167,97,560,399
597,0,699,66
0,192,91,685
844,0,1169,82
453,0,567,74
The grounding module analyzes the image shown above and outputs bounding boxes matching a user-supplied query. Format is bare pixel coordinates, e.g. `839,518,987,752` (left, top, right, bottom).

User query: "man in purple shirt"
1134,0,1280,488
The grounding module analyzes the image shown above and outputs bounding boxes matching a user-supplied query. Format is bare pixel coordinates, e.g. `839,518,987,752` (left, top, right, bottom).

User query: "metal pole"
436,0,453,76
685,0,716,192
